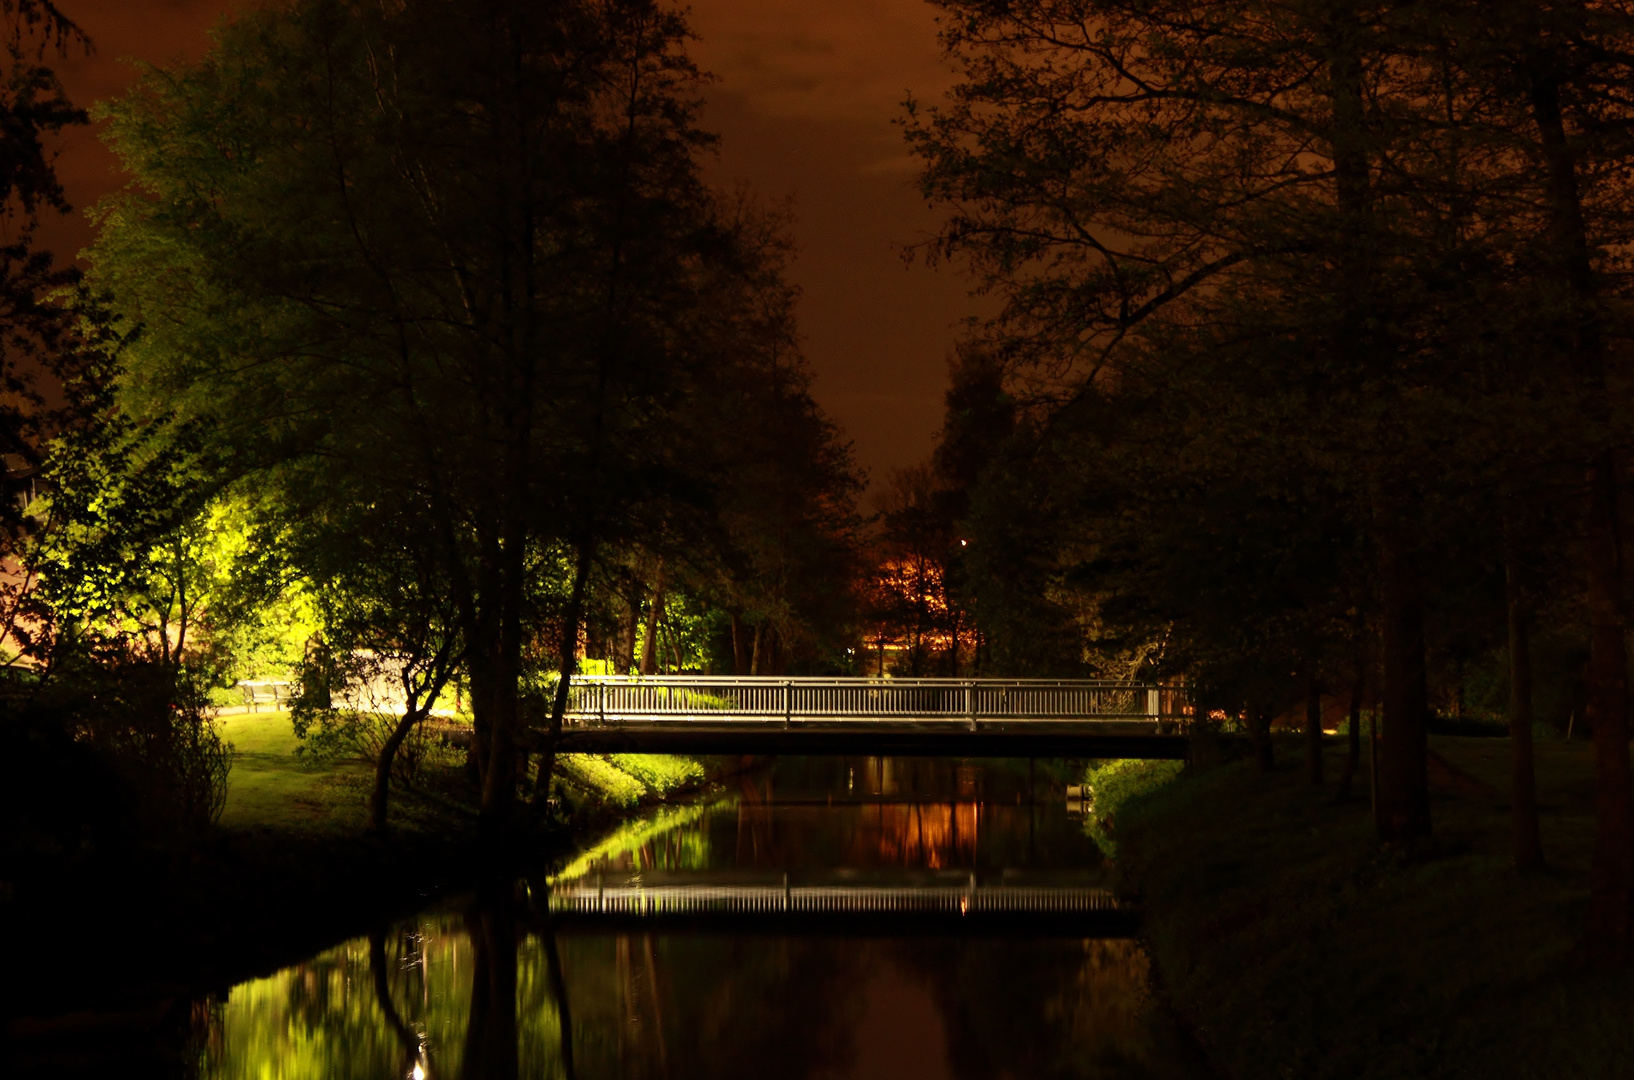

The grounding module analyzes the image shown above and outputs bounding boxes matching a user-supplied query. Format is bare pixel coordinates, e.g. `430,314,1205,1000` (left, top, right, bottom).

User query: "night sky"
43,0,973,489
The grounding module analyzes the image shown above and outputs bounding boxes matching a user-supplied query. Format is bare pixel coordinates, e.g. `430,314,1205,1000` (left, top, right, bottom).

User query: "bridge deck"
544,675,1193,757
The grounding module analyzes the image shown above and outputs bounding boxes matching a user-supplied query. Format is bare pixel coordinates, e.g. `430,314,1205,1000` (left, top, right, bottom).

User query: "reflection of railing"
548,881,1123,916
563,675,1190,730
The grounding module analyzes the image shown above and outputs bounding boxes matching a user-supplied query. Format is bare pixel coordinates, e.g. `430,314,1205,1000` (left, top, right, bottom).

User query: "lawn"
215,712,371,834
212,713,716,834
1116,734,1634,1080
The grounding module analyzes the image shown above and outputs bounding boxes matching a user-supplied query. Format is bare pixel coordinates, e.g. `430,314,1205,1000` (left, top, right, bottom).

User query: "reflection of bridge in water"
540,871,1135,936
545,675,1192,758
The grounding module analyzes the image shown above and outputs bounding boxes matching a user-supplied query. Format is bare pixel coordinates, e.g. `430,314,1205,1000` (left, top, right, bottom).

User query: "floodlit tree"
89,0,789,833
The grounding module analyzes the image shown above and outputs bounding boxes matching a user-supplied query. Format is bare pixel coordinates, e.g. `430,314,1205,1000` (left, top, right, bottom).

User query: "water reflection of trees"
200,883,868,1080
725,761,1098,869
897,938,1180,1080
201,888,555,1080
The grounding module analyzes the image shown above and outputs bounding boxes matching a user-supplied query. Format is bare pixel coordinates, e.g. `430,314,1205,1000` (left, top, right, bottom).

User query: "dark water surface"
200,758,1201,1079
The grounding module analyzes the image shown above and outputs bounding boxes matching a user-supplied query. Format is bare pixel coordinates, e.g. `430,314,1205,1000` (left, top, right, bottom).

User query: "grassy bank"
1112,736,1634,1079
216,712,714,833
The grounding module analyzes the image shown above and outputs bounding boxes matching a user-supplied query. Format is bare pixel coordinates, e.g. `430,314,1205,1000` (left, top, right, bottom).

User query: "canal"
199,757,1205,1078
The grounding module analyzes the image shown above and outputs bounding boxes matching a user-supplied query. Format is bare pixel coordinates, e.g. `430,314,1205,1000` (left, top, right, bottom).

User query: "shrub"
608,753,704,794
1082,758,1184,858
42,655,232,836
291,706,435,784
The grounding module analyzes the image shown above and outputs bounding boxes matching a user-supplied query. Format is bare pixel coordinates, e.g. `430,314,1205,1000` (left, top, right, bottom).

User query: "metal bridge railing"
561,675,1190,728
548,881,1123,917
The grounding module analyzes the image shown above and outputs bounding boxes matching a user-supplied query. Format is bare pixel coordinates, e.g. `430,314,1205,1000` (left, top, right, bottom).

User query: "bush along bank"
1080,757,1185,859
1107,736,1634,1080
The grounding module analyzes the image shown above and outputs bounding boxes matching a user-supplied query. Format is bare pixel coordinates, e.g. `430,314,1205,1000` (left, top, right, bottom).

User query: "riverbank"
3,713,733,1024
1116,735,1634,1080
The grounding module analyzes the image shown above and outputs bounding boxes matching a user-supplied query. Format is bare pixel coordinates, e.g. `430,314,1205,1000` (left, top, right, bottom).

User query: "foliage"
557,754,649,808
40,650,232,834
86,0,848,823
901,0,1634,907
607,752,704,794
290,709,438,781
35,488,316,685
1080,758,1183,859
553,751,709,811
0,691,135,879
0,1,105,666
864,463,977,676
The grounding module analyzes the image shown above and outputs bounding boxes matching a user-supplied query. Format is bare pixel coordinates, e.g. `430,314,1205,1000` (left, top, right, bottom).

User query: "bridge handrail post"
598,680,606,725
965,680,976,731
784,680,792,728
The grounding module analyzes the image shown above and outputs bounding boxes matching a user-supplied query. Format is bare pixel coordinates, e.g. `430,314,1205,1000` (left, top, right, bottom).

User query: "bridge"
540,675,1193,757
536,871,1136,936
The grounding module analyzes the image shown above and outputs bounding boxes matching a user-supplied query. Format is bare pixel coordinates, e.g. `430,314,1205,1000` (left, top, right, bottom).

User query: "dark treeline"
884,0,1634,963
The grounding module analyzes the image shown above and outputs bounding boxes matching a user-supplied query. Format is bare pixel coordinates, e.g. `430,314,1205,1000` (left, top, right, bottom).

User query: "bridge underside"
539,908,1139,937
540,725,1190,758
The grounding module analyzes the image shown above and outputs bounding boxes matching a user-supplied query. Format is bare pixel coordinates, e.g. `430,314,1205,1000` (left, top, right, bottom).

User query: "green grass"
215,713,712,832
215,713,371,834
1115,736,1634,1080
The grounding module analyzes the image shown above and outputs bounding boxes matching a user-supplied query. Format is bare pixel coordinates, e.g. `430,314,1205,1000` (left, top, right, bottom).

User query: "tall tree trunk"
1248,705,1274,773
473,670,519,836
1528,60,1634,960
1505,516,1545,873
463,883,519,1080
371,705,423,835
639,560,665,676
1376,520,1431,842
1328,7,1429,840
545,928,578,1080
1336,648,1364,801
1583,455,1633,955
1305,670,1325,787
369,931,423,1076
730,611,749,675
467,503,529,839
750,622,764,676
534,542,594,808
619,592,639,674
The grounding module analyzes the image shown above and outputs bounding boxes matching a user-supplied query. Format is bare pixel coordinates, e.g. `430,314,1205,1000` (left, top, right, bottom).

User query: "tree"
602,204,864,679
867,464,969,677
0,0,98,666
89,0,783,834
908,0,1634,961
905,0,1457,829
1437,0,1634,961
283,482,464,834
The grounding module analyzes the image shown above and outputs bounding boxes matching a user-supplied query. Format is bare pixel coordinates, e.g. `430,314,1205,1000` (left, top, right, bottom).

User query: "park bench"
236,680,293,712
